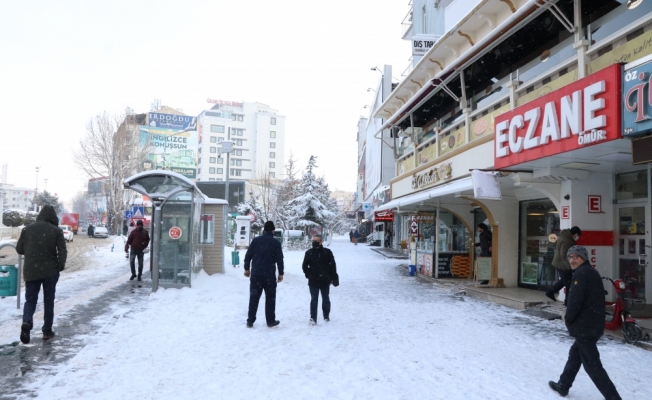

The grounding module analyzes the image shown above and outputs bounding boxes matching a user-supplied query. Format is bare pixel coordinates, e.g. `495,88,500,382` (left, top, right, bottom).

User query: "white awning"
376,177,474,212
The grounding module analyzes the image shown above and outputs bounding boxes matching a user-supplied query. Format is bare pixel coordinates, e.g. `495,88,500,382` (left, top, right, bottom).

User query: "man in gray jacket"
546,226,581,303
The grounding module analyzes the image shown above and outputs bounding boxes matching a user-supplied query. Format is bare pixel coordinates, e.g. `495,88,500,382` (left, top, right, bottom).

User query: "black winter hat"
570,226,582,235
478,223,488,230
264,221,275,232
136,220,144,226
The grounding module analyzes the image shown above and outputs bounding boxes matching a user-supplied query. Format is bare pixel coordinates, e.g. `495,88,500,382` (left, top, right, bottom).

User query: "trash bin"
0,265,18,297
409,265,416,276
231,250,240,266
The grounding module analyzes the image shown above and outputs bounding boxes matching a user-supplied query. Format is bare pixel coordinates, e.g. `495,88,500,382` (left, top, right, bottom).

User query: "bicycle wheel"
622,322,642,344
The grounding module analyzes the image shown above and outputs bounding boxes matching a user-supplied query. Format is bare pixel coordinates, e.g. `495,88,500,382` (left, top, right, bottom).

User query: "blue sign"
623,56,652,137
148,112,197,131
125,211,133,219
131,206,145,218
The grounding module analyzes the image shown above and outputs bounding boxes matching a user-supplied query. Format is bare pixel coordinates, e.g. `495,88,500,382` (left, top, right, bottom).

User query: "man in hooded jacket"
302,234,337,324
16,205,67,343
125,220,150,281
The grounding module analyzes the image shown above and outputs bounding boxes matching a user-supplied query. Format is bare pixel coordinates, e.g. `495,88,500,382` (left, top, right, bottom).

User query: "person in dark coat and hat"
125,220,150,281
302,234,337,325
549,245,621,399
244,221,284,328
16,205,67,343
547,226,581,304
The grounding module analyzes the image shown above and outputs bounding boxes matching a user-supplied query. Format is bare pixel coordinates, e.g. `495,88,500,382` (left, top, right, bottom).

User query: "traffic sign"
132,206,145,218
169,226,182,240
125,211,133,219
410,216,419,235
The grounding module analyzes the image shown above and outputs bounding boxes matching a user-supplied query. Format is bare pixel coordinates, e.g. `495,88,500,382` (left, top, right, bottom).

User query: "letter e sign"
561,206,570,219
588,195,602,213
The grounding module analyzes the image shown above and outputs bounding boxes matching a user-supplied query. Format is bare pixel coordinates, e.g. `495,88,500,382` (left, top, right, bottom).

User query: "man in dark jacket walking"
244,221,284,328
125,220,150,281
547,226,581,303
16,205,67,343
302,234,337,325
549,246,621,399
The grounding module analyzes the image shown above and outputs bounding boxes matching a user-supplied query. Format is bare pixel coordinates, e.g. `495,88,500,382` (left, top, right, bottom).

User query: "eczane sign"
494,64,622,169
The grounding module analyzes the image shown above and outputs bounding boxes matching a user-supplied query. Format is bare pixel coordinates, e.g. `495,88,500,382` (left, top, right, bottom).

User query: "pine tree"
32,191,64,214
288,156,335,234
236,190,264,234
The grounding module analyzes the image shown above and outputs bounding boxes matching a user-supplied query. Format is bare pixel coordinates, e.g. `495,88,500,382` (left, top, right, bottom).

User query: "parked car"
93,226,109,238
59,225,74,242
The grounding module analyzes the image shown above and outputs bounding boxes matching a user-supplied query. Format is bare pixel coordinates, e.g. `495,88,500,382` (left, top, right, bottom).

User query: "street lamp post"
34,167,40,212
44,178,48,192
219,128,234,210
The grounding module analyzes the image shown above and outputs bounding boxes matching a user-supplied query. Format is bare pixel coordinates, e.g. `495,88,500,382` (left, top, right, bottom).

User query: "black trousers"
247,276,277,324
23,272,60,332
129,250,144,277
309,284,331,320
551,269,573,295
559,337,621,400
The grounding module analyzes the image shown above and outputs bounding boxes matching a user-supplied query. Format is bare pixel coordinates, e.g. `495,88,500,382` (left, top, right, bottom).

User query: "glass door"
617,205,650,298
518,199,560,288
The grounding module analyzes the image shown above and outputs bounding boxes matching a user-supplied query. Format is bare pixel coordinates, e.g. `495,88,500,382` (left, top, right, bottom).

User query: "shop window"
616,170,648,200
519,200,560,287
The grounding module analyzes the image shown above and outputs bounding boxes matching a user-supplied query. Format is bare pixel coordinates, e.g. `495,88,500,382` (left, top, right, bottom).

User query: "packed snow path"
4,236,652,399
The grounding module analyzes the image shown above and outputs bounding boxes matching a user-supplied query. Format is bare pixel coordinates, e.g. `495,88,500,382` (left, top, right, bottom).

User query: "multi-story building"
197,101,285,182
373,0,652,297
0,183,36,212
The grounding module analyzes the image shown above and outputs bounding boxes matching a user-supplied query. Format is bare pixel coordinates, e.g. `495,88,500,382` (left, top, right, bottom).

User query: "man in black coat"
302,234,337,325
549,246,621,399
244,221,284,328
16,205,67,343
125,220,150,281
475,223,492,284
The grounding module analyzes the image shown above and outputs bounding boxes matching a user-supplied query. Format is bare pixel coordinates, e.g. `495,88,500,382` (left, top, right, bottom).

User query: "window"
205,111,220,117
217,158,223,164
236,139,243,146
210,147,217,153
209,167,215,174
232,114,237,121
230,159,235,166
235,149,242,156
237,115,243,122
199,214,215,245
270,172,275,178
236,160,242,166
232,129,243,136
269,162,275,168
270,152,276,158
208,178,215,181
270,131,276,138
616,171,648,201
217,168,223,174
210,157,216,163
270,142,276,148
210,125,225,133
210,136,217,143
218,137,224,142
230,169,242,176
270,117,276,125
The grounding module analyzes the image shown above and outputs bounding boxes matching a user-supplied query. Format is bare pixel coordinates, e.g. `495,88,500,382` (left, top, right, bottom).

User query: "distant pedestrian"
547,226,581,304
475,223,492,284
385,229,392,248
302,234,337,325
125,220,150,281
88,224,95,238
349,230,353,243
16,205,67,343
353,229,360,246
244,221,284,328
549,246,621,399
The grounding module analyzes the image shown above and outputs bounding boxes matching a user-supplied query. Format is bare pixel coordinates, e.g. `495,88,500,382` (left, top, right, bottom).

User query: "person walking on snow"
549,245,621,399
547,226,581,304
244,221,284,328
302,234,337,325
16,205,67,343
125,220,150,281
349,230,353,243
353,229,360,245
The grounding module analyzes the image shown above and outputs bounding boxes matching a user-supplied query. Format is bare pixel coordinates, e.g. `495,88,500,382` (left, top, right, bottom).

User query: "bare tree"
74,111,149,234
71,191,89,220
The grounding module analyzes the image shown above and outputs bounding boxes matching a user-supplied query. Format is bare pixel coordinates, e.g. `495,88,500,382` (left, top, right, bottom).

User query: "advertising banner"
412,34,440,57
623,55,652,137
139,126,198,179
494,64,622,169
148,112,197,131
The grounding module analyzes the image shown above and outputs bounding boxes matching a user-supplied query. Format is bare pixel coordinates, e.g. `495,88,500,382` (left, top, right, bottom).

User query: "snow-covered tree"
2,210,23,227
236,190,264,234
33,191,64,214
274,153,300,230
287,156,335,233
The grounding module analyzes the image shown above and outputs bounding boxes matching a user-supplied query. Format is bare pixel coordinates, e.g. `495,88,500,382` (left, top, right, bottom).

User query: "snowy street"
2,236,652,399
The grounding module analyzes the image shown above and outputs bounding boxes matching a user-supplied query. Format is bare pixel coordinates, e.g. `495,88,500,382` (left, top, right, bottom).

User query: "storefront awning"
376,177,474,212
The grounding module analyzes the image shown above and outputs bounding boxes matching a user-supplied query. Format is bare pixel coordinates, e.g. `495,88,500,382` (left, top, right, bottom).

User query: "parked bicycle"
602,276,645,344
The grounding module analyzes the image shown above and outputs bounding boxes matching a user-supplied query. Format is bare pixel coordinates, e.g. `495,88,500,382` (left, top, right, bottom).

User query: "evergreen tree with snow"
236,190,264,234
288,156,335,234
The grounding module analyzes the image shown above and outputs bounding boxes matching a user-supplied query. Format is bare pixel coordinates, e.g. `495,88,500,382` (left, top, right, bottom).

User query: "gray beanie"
567,245,588,262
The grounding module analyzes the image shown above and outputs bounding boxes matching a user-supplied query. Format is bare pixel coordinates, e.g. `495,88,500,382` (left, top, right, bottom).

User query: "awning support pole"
435,202,440,279
410,113,417,170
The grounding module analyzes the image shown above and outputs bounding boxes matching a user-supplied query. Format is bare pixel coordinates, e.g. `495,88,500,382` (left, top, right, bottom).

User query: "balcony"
401,1,413,40
444,0,482,34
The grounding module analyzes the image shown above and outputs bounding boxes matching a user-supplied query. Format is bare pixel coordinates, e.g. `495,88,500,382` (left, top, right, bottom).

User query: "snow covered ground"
6,236,652,399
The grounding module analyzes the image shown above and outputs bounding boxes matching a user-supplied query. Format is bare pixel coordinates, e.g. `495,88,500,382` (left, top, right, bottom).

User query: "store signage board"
412,34,441,57
623,54,652,137
471,169,502,200
561,206,570,219
476,257,492,281
588,195,602,213
409,216,419,235
374,210,394,222
169,226,182,240
494,64,622,169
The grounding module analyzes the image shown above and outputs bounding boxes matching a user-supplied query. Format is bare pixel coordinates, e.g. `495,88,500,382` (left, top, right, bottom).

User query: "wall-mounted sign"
623,55,652,137
412,34,441,57
494,64,622,169
169,226,182,240
409,216,419,235
374,210,394,222
411,162,452,189
148,112,197,131
561,206,570,219
206,99,243,107
588,195,602,213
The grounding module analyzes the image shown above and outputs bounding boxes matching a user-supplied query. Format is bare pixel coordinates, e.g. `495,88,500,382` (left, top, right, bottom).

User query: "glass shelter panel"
159,192,193,286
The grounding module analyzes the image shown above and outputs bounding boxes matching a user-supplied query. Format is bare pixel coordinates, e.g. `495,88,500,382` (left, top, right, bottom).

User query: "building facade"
374,0,652,298
197,101,286,182
0,183,36,212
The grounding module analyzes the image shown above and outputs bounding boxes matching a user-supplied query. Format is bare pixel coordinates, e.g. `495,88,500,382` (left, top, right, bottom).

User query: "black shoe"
42,330,56,340
137,276,142,281
548,381,569,397
267,320,280,328
129,274,136,280
545,291,557,301
20,323,31,344
246,322,253,328
479,280,489,285
324,317,330,322
309,318,317,326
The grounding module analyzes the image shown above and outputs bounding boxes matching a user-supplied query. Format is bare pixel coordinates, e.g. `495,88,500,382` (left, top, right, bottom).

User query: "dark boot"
267,320,280,328
549,381,569,397
20,323,31,344
137,267,143,281
130,274,136,280
42,330,56,340
545,290,557,301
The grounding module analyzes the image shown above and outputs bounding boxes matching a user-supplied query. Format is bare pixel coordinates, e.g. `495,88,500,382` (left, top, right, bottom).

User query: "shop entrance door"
617,204,650,298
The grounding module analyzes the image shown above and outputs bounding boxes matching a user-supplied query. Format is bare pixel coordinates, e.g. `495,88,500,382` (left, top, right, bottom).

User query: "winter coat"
16,205,67,282
552,229,575,271
244,231,284,278
88,225,94,235
302,246,337,287
353,230,360,239
564,260,605,339
125,227,150,253
476,229,492,256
